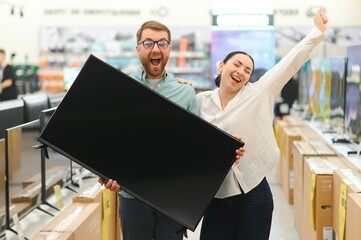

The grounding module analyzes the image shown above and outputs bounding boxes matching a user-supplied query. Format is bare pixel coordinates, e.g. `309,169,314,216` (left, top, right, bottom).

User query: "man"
99,20,199,240
99,21,245,240
0,49,18,101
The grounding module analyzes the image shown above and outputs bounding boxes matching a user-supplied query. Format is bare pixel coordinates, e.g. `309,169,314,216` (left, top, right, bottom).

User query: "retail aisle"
4,168,299,240
185,166,300,240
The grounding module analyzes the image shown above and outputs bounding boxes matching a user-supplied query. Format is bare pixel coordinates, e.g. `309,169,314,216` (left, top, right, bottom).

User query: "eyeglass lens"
142,40,168,50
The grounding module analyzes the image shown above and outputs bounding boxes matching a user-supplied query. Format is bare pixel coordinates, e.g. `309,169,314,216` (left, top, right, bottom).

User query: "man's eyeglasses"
138,40,170,50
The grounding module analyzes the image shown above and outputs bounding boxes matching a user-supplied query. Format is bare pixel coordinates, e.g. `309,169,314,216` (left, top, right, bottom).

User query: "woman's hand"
233,134,245,164
314,8,328,33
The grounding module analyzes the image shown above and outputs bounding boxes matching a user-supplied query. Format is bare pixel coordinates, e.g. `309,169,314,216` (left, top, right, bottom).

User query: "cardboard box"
276,121,300,190
292,140,337,236
23,166,67,189
333,169,361,240
11,182,41,205
72,179,119,240
299,126,325,143
308,141,336,156
281,127,302,204
345,193,361,240
40,203,102,240
274,120,289,185
283,115,307,126
293,141,318,235
31,231,74,240
12,168,67,206
302,156,347,240
72,178,103,204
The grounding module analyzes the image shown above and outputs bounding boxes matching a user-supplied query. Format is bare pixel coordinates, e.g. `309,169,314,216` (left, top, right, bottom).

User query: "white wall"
0,0,360,64
273,0,361,27
0,0,212,63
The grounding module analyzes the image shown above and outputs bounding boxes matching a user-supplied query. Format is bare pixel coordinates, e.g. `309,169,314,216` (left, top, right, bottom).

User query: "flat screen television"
5,120,42,234
344,44,361,144
318,57,331,122
0,99,24,139
309,58,321,119
0,138,6,237
330,57,347,132
38,54,244,232
4,118,68,237
297,60,310,110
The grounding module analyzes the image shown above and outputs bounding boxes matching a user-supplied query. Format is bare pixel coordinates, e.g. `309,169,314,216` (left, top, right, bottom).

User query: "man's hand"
176,78,193,86
98,177,121,192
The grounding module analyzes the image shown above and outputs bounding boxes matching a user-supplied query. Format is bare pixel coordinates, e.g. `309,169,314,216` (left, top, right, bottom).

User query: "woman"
197,8,328,240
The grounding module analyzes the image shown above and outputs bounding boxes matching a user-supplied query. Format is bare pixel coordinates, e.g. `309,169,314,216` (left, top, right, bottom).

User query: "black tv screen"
344,45,361,143
38,54,244,231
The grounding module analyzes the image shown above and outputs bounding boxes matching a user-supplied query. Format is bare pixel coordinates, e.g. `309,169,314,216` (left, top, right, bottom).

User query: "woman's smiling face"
218,53,254,92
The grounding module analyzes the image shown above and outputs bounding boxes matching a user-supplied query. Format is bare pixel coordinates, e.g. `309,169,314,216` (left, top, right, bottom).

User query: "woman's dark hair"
215,51,254,87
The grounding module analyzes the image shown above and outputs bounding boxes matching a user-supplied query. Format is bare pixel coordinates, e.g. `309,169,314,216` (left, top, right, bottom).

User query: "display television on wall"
309,58,321,118
318,57,332,122
298,60,311,110
330,57,347,131
344,44,361,143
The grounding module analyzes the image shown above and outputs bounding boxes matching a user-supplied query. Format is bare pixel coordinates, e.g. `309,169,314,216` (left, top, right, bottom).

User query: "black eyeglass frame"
138,39,170,50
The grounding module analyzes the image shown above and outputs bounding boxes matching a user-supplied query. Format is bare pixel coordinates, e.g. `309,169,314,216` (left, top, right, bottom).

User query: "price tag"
53,185,63,209
12,213,25,240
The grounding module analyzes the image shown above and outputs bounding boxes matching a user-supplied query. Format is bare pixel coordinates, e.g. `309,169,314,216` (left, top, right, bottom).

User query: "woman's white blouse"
197,27,326,198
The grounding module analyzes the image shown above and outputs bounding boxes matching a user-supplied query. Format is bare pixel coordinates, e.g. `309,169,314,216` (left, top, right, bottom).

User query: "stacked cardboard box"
280,127,302,204
274,119,288,184
333,169,361,240
292,141,336,236
275,116,306,204
302,156,347,240
31,203,102,240
72,178,121,240
345,193,361,240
